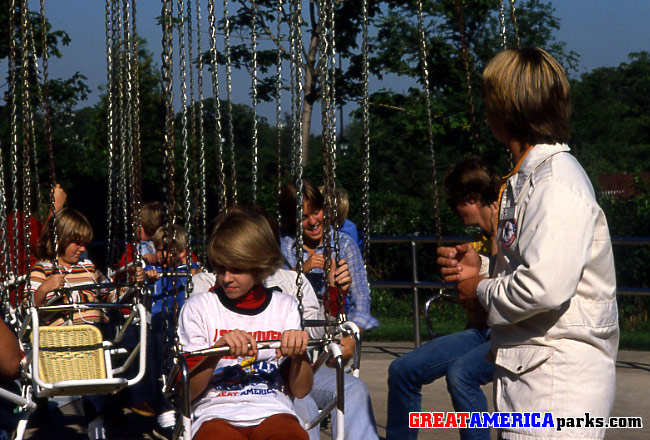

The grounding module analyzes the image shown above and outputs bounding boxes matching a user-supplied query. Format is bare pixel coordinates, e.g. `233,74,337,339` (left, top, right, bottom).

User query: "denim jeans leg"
446,338,494,440
385,329,490,440
308,368,379,440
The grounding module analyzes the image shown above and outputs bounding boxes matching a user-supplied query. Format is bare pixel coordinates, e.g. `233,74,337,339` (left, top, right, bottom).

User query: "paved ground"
23,342,650,439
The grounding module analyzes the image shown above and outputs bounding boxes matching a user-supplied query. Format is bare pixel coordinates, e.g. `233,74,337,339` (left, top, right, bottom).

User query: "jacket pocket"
495,344,553,374
494,345,554,414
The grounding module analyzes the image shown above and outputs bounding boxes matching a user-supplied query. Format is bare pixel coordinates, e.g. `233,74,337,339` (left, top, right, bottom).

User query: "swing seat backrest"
36,325,107,383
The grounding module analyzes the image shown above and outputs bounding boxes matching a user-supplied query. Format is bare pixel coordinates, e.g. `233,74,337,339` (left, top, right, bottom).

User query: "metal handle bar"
183,338,337,358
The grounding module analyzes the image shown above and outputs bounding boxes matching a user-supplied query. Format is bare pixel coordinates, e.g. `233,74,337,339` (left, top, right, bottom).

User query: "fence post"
411,240,420,347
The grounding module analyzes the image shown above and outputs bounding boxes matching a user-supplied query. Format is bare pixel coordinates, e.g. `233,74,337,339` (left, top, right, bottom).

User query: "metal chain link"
208,0,226,213
118,0,130,256
160,0,179,370
250,0,259,205
196,0,207,267
105,0,116,270
9,0,19,278
123,0,135,266
509,0,520,48
131,0,144,275
187,0,199,246
224,0,237,205
40,0,59,263
361,0,371,266
0,141,9,280
20,0,34,284
415,0,444,289
498,0,507,49
274,0,284,225
178,0,194,293
290,0,305,329
223,0,237,205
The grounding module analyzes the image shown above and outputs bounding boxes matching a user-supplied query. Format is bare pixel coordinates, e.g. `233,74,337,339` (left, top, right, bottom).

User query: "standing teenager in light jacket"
437,47,618,439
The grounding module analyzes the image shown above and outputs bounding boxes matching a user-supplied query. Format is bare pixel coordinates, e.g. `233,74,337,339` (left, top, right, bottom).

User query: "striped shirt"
280,228,379,331
27,259,116,325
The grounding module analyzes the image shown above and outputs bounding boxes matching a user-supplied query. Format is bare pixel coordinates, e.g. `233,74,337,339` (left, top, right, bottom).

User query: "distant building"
598,173,650,198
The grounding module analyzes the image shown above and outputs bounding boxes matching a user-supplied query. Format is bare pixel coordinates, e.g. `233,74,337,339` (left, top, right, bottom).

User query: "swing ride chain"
20,0,34,290
208,0,226,213
251,0,260,205
0,140,9,282
290,0,305,329
25,21,44,219
118,0,131,256
131,0,144,278
327,0,345,324
197,0,208,267
161,0,181,374
123,0,136,270
454,0,479,149
361,0,371,265
318,0,334,331
498,0,507,49
178,0,194,294
223,0,237,205
187,0,199,237
9,0,20,279
509,0,520,48
415,0,445,290
40,0,58,234
275,0,283,225
105,0,116,270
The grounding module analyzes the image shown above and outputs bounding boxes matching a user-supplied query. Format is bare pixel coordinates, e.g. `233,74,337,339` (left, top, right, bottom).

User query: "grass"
366,315,650,351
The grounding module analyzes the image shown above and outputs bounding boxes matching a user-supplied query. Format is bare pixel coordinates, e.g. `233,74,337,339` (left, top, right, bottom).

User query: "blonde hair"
482,47,571,145
37,208,93,260
207,208,283,283
152,224,188,252
319,186,350,228
141,202,164,237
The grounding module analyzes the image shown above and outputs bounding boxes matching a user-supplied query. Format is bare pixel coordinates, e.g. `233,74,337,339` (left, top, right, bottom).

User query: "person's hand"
41,274,66,293
327,335,356,367
277,329,309,359
52,184,67,212
328,258,351,290
145,269,160,281
134,267,147,282
215,329,257,358
304,253,325,273
436,243,482,283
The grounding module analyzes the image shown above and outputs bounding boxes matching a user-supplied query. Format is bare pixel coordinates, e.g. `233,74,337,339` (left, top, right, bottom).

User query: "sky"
16,0,650,128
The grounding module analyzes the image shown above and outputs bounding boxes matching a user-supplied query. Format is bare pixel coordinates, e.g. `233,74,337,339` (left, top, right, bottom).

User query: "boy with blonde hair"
438,48,618,439
178,208,312,439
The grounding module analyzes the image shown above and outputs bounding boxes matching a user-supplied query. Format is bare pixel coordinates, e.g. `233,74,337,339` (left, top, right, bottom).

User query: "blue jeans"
386,328,494,440
294,368,379,440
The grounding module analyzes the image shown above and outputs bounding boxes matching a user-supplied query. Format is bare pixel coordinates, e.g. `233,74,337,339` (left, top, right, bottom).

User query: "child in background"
386,157,499,440
132,224,200,439
119,201,164,269
27,208,116,324
178,208,312,439
26,207,142,440
437,47,618,439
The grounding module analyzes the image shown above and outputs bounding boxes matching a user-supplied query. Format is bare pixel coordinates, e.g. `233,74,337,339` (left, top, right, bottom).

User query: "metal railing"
367,235,650,347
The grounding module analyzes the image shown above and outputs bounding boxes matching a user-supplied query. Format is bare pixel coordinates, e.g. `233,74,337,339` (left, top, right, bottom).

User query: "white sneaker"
87,415,107,440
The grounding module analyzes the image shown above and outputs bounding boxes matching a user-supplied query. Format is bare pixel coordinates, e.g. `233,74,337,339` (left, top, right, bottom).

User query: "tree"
571,52,650,178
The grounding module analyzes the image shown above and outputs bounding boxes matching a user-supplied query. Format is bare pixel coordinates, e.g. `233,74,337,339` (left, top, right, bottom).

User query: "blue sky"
18,0,650,126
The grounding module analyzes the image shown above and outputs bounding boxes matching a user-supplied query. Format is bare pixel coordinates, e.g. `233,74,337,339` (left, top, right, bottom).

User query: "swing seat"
21,303,147,399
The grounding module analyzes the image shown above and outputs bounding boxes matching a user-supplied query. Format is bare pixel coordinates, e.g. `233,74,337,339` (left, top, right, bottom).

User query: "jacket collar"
506,143,570,201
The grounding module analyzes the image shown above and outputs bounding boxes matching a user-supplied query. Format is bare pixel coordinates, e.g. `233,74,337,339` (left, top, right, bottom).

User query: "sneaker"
152,410,176,440
87,415,107,440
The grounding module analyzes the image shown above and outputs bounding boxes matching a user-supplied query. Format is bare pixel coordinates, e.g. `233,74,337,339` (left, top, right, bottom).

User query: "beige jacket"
477,144,618,439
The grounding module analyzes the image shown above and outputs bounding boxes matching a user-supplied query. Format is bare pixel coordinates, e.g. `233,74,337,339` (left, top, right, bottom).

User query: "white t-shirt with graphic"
178,288,302,436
